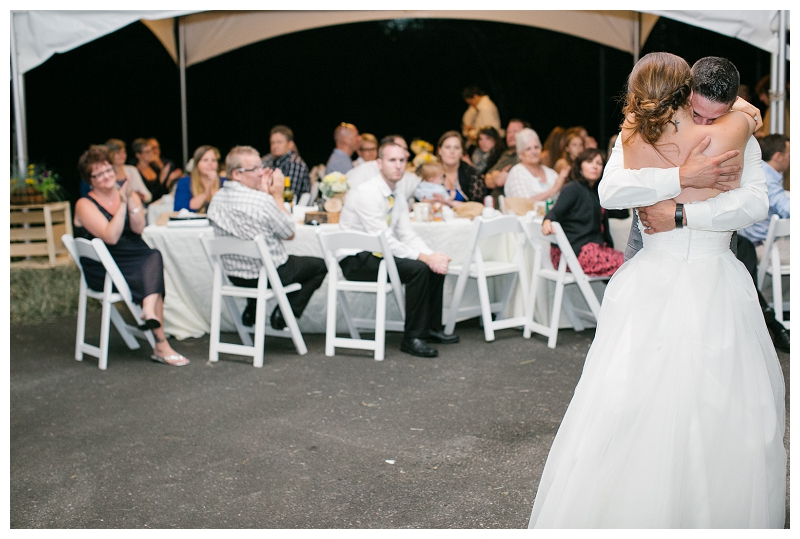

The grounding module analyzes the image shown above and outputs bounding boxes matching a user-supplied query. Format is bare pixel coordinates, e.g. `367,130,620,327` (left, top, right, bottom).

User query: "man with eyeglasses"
207,146,327,330
325,123,361,175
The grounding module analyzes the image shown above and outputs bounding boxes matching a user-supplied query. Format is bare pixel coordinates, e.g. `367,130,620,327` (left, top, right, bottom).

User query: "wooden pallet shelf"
10,201,73,267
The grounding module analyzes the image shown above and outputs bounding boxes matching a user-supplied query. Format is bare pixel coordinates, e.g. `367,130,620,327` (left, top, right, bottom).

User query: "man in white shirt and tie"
338,141,457,357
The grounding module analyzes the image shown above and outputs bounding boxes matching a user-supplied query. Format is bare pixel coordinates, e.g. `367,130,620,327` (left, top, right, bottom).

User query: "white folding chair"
201,234,307,367
524,220,607,348
62,234,156,370
316,229,405,361
443,214,535,342
756,215,790,329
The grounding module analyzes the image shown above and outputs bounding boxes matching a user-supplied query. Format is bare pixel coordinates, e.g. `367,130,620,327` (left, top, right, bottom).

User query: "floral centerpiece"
409,139,438,169
11,163,64,204
319,171,349,199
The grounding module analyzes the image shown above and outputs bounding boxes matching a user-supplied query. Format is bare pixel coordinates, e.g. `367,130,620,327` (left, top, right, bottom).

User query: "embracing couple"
528,54,786,528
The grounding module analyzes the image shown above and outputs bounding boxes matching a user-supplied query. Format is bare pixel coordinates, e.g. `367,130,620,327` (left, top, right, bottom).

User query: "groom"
600,56,789,352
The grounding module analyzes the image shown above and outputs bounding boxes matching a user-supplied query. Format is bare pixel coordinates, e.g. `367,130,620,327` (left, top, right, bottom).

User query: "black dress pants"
230,255,327,319
339,251,445,340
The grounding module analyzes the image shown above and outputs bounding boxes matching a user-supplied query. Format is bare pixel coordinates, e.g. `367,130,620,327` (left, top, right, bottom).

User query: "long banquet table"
142,215,632,340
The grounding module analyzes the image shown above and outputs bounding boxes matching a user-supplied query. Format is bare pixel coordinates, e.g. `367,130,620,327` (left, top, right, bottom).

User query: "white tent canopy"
10,10,789,170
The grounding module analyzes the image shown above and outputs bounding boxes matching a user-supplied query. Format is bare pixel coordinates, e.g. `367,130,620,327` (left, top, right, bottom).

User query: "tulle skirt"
529,228,786,528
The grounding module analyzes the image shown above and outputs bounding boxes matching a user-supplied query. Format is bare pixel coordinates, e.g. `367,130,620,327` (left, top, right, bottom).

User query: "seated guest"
326,123,360,175
470,126,505,176
437,131,487,203
347,134,421,201
207,146,327,329
132,138,169,203
261,125,311,198
173,145,224,213
105,139,152,204
540,126,565,168
541,148,623,276
338,141,459,358
353,133,378,167
147,137,183,192
414,162,454,205
504,128,561,201
484,118,529,191
74,145,189,366
553,128,585,180
740,134,791,259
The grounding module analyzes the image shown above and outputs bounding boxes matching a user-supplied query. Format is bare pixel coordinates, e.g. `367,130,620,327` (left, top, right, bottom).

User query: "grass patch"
10,264,100,324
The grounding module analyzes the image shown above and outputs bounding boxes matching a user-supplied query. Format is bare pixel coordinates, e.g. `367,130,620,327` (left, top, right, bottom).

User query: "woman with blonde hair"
173,145,223,212
529,52,784,528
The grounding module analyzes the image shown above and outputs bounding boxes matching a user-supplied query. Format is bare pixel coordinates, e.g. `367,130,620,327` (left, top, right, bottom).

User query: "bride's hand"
638,199,678,234
731,97,763,132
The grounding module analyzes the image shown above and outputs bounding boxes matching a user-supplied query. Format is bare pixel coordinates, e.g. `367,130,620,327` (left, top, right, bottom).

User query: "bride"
528,52,786,528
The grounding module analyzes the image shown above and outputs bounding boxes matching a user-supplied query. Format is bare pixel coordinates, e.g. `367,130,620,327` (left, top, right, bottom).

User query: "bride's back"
620,52,752,204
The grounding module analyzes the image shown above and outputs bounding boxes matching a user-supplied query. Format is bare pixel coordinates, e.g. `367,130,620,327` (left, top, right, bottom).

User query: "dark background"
19,15,776,205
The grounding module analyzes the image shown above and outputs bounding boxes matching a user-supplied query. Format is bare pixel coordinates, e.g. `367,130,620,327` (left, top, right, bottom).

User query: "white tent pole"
179,16,188,167
775,10,787,135
10,13,28,174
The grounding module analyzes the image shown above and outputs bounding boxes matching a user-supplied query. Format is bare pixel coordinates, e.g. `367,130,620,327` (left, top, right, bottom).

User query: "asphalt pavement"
9,312,790,529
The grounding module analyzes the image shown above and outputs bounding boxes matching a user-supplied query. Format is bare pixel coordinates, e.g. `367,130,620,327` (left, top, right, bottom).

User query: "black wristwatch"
675,203,684,229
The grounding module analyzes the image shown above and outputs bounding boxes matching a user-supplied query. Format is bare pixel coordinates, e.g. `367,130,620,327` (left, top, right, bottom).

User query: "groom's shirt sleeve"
598,133,682,208
599,133,768,231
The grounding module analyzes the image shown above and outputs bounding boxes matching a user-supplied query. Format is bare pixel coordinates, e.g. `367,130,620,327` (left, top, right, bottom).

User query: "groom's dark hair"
691,57,740,106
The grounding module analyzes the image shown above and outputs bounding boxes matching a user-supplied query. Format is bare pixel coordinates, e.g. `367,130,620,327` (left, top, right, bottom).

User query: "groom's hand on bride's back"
638,199,681,235
679,137,741,192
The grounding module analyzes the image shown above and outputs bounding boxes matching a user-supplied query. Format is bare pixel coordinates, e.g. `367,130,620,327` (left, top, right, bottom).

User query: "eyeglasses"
90,167,114,179
236,165,265,173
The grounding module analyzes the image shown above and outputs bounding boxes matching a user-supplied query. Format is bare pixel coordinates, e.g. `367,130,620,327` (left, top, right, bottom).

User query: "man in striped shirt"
208,146,326,330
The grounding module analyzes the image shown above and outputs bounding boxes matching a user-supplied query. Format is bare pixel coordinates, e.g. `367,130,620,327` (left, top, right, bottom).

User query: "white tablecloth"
142,215,631,340
142,218,516,339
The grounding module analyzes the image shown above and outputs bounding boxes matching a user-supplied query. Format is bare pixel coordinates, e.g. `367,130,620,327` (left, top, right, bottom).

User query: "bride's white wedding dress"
529,218,786,528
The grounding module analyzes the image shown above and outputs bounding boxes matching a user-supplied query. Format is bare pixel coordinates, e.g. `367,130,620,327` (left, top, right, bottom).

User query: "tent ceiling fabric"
11,10,195,74
644,10,788,56
10,10,787,75
179,10,660,67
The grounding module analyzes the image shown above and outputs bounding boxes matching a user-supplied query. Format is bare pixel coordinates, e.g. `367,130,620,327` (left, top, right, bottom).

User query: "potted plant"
10,163,64,205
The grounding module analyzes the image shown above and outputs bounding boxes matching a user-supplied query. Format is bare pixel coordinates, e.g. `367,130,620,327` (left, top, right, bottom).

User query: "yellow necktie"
374,194,395,258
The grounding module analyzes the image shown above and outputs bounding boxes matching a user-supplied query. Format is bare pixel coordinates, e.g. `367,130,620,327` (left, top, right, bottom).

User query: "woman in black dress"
436,130,488,203
74,145,189,366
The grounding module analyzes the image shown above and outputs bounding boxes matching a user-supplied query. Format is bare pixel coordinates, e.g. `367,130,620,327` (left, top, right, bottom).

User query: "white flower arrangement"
319,171,349,199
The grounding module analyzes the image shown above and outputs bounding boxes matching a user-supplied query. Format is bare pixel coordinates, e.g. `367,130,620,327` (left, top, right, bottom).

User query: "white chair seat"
62,234,156,370
201,234,307,367
448,260,522,279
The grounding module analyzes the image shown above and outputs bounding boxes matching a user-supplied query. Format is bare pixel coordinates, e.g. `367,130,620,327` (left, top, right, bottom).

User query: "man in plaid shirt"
261,125,311,198
208,146,326,330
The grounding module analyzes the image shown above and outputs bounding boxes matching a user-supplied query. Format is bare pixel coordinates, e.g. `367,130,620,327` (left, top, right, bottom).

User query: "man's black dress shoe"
768,323,790,353
400,338,438,357
426,330,460,344
241,309,255,327
270,306,287,330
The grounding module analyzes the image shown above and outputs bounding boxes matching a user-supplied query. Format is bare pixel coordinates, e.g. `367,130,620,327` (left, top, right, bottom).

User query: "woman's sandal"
151,353,190,367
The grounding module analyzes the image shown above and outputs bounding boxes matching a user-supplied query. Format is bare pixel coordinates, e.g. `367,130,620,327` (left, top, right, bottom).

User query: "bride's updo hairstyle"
623,52,692,146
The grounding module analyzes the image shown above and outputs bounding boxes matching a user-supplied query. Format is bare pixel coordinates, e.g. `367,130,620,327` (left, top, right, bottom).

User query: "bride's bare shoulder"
697,111,753,153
